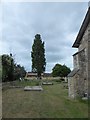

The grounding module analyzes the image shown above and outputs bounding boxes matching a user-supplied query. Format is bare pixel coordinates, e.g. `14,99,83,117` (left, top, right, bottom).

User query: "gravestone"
42,82,53,85
24,86,43,91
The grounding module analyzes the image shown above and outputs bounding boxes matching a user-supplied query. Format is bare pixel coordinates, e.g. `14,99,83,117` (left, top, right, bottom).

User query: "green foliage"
13,64,26,80
31,34,46,78
1,54,26,82
52,63,71,77
13,80,40,87
2,54,14,82
62,64,71,77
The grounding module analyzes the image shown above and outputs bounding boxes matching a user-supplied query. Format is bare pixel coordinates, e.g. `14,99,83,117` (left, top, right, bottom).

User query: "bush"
35,82,39,86
55,79,62,83
60,78,65,81
52,64,71,77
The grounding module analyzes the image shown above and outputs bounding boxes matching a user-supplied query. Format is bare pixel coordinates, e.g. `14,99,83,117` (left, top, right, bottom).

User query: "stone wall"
77,22,90,97
69,20,90,98
88,22,90,96
78,23,90,97
79,22,90,51
68,77,75,98
68,73,80,98
73,54,79,69
73,49,88,97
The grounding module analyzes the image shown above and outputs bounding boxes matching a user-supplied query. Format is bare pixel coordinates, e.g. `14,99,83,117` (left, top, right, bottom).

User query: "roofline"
72,7,90,48
73,51,79,56
67,68,80,77
73,48,85,56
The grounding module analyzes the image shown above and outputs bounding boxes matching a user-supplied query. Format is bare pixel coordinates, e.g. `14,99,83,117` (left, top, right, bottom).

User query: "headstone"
42,82,53,85
24,86,43,91
82,97,88,100
19,78,23,81
65,77,68,82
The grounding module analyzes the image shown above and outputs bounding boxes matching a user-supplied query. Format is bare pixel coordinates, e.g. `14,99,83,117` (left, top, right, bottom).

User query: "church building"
68,3,90,98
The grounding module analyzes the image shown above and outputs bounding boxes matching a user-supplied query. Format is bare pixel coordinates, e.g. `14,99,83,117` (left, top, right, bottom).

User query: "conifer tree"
31,34,46,79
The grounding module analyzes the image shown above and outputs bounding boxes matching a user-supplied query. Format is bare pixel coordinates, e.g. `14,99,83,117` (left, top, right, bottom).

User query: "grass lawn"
2,80,88,118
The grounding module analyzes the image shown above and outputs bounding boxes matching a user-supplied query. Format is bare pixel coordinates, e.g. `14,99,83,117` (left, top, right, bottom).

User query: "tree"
1,54,26,82
14,64,26,80
9,53,14,81
52,63,71,77
52,64,62,77
2,54,14,82
62,64,71,77
31,34,46,79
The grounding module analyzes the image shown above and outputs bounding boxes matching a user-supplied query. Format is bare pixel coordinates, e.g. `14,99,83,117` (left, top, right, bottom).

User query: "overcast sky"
0,2,88,72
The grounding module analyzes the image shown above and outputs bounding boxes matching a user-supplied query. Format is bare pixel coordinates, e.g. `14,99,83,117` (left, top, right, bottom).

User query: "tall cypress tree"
31,34,46,79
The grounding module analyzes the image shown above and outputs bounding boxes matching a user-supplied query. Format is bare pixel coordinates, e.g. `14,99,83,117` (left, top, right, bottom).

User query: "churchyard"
2,78,88,118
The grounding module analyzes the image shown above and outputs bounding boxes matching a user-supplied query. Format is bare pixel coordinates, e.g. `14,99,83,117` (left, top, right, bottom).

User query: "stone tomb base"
42,82,53,85
24,86,43,91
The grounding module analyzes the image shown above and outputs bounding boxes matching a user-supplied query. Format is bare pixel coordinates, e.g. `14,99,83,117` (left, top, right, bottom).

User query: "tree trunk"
37,72,42,86
37,72,41,79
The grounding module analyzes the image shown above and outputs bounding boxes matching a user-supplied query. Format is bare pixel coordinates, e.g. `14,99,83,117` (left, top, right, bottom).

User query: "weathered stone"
42,82,53,85
82,97,88,100
68,6,90,98
24,86,43,91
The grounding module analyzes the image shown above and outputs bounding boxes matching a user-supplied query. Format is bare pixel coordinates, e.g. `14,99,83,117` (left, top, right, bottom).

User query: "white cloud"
1,2,88,72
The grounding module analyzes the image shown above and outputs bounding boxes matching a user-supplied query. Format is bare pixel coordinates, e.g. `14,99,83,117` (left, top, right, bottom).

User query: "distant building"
68,4,90,98
26,72,43,78
26,72,52,78
43,73,52,77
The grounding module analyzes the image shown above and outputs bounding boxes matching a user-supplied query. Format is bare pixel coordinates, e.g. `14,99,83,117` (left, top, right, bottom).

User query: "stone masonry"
68,5,90,98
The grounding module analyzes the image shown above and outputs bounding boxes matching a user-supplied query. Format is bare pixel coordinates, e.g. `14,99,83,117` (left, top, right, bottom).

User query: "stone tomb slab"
42,82,53,85
24,86,43,91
